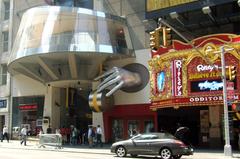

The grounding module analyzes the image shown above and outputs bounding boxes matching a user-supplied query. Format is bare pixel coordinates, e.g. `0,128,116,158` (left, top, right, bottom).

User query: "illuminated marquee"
189,96,223,102
149,34,240,109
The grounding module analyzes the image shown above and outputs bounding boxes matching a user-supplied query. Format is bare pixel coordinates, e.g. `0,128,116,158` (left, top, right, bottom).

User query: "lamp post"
220,46,232,156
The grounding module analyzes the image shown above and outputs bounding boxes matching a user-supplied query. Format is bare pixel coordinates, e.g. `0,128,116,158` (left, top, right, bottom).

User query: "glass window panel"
3,31,8,52
0,64,7,85
128,120,139,137
4,1,10,20
144,120,154,133
112,119,123,142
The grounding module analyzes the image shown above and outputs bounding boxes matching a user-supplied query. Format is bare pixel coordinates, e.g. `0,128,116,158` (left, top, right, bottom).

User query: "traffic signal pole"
220,46,232,156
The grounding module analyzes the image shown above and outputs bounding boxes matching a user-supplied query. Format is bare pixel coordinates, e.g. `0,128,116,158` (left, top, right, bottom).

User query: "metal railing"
38,134,62,149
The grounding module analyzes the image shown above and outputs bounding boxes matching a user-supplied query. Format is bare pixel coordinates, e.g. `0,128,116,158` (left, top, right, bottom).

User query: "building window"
2,31,8,52
74,0,93,9
3,1,10,20
54,0,93,9
0,64,7,85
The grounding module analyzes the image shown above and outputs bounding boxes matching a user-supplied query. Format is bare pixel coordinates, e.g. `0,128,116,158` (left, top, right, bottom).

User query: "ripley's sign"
172,60,183,96
196,64,219,72
188,63,221,80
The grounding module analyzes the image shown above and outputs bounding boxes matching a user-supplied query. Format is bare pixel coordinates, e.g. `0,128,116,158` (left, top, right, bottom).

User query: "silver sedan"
110,133,193,159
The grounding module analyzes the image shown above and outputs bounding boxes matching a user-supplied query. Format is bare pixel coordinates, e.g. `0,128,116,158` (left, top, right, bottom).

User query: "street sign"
227,82,234,100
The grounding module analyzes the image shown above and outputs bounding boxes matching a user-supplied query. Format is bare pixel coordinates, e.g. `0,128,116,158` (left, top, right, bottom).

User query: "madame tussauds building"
149,34,240,149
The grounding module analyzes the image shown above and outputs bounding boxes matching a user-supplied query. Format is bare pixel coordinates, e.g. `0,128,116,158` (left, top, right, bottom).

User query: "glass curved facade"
10,6,133,60
8,6,134,83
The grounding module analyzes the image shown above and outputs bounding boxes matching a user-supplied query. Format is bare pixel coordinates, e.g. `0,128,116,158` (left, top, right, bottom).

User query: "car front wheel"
160,148,172,159
116,146,127,157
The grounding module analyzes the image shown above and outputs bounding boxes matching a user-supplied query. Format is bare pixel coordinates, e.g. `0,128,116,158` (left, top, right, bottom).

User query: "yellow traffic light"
149,27,163,51
228,66,237,81
163,27,172,47
150,30,159,50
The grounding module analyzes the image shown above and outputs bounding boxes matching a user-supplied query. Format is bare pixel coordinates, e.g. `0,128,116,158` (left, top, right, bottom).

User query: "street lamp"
220,46,233,156
158,18,233,156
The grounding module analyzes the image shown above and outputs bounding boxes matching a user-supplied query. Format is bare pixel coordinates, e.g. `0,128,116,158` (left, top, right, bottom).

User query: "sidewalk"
0,140,111,155
0,140,240,158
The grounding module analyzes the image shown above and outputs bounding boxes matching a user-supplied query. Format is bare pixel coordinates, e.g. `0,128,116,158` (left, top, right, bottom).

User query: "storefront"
103,104,157,143
0,99,8,132
12,96,44,137
149,34,240,148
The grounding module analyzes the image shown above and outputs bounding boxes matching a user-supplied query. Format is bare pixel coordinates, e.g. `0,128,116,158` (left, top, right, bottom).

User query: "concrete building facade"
3,0,151,142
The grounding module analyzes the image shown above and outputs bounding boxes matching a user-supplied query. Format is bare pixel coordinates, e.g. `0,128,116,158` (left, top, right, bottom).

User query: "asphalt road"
0,147,239,159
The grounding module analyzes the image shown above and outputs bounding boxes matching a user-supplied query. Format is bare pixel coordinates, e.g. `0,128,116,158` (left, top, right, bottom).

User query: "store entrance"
20,110,37,135
60,88,92,144
157,107,204,147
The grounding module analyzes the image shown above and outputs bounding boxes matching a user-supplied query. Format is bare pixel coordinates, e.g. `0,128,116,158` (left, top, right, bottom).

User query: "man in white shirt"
96,125,103,147
1,125,9,142
20,126,27,146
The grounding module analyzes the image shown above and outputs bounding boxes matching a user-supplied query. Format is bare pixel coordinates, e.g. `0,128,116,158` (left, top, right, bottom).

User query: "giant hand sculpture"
89,63,149,112
95,67,142,97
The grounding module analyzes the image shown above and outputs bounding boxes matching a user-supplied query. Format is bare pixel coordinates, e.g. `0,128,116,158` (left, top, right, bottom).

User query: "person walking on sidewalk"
20,126,27,146
96,125,103,147
87,125,93,148
1,125,9,142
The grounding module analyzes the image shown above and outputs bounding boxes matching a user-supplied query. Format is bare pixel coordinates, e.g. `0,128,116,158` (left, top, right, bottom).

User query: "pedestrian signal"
228,66,237,81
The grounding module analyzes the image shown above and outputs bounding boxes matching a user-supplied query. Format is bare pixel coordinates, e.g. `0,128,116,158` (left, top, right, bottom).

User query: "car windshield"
132,133,176,140
159,133,176,139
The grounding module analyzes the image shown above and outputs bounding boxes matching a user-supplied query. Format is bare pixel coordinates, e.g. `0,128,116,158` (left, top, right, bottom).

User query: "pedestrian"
70,126,77,145
60,126,67,144
87,125,93,148
96,125,103,147
20,126,27,146
238,128,240,150
1,125,9,142
46,125,52,134
92,126,96,146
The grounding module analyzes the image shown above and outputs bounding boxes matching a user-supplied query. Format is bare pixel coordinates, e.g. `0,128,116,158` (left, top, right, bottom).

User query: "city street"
0,140,240,159
0,147,239,159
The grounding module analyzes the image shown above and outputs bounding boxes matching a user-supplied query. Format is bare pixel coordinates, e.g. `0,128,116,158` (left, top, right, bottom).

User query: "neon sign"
191,79,224,92
198,80,223,91
196,64,219,72
18,104,37,110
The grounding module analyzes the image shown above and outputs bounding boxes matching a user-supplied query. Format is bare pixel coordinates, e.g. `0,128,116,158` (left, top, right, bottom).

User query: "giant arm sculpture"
89,63,149,112
95,67,141,97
